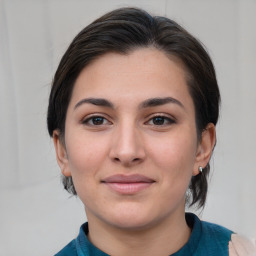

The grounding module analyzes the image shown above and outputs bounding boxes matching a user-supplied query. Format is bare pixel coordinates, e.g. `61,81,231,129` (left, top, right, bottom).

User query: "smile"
102,174,155,194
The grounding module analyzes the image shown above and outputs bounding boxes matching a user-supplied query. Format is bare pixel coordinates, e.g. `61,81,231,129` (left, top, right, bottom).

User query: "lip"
102,174,155,194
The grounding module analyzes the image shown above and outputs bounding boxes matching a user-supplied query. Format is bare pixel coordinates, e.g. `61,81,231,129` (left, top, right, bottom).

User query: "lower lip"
104,182,153,194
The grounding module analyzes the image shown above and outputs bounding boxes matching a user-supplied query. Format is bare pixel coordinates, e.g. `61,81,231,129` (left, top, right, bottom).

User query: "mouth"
101,174,155,194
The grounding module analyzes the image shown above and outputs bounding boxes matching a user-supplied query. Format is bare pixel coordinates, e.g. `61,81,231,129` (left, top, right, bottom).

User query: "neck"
86,209,191,256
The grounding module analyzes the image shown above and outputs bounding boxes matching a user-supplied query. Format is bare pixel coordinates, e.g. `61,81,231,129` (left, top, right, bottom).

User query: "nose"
109,121,146,167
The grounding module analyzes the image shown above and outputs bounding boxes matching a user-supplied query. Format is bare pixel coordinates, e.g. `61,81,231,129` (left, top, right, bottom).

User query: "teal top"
55,213,233,256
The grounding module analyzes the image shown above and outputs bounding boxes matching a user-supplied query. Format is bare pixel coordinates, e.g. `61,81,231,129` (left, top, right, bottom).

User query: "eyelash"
146,115,176,126
82,114,176,128
82,115,112,126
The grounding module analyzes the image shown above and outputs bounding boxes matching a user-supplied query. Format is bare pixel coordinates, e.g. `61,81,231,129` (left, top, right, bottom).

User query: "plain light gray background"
0,0,255,255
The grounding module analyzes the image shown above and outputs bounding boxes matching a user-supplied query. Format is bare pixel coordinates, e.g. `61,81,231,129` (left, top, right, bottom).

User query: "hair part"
47,7,220,209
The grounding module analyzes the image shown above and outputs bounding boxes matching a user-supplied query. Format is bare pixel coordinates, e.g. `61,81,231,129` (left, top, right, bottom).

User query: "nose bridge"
110,117,145,164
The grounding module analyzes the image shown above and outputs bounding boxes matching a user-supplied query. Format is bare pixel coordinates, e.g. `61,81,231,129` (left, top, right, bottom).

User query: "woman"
47,7,255,256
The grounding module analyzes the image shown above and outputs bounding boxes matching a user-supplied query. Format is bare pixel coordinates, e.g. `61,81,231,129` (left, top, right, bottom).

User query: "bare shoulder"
229,234,256,256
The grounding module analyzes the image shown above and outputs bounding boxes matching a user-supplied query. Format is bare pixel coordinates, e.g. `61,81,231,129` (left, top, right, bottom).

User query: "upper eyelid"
146,116,175,124
82,113,112,120
81,114,112,125
145,113,176,121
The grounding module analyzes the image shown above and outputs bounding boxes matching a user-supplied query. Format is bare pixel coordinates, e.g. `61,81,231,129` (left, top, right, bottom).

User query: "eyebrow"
74,97,184,110
74,98,114,110
138,97,184,109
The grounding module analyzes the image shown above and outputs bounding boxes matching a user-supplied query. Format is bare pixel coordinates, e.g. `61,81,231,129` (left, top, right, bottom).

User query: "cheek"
147,129,198,182
65,132,110,177
149,133,197,205
152,138,196,168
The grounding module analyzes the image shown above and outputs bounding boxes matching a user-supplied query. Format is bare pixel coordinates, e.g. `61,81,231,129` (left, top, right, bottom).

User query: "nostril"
113,157,141,164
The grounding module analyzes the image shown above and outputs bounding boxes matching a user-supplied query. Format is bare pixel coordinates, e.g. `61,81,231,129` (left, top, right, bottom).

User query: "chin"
110,217,154,231
104,207,159,231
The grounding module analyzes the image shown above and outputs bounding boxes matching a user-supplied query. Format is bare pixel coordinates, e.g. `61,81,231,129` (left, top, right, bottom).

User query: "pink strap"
229,234,256,256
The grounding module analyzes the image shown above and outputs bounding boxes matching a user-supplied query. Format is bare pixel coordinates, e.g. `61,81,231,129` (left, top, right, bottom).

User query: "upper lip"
102,174,155,183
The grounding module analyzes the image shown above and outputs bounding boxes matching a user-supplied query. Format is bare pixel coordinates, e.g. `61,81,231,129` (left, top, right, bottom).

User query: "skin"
53,48,216,256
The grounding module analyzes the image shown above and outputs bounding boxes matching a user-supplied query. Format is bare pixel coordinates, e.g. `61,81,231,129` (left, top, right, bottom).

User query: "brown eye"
82,116,110,126
91,117,105,125
153,116,165,125
148,116,175,126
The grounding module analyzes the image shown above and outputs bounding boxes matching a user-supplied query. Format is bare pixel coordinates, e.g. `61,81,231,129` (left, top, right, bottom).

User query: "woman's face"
55,48,207,230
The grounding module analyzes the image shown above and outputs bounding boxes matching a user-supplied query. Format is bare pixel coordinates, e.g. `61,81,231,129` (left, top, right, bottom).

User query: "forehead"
70,48,193,109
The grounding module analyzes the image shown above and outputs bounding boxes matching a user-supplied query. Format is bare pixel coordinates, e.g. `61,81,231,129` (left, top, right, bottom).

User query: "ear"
193,123,216,176
53,130,71,177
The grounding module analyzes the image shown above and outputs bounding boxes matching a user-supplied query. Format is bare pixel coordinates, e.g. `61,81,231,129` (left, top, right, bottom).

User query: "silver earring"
199,166,203,173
